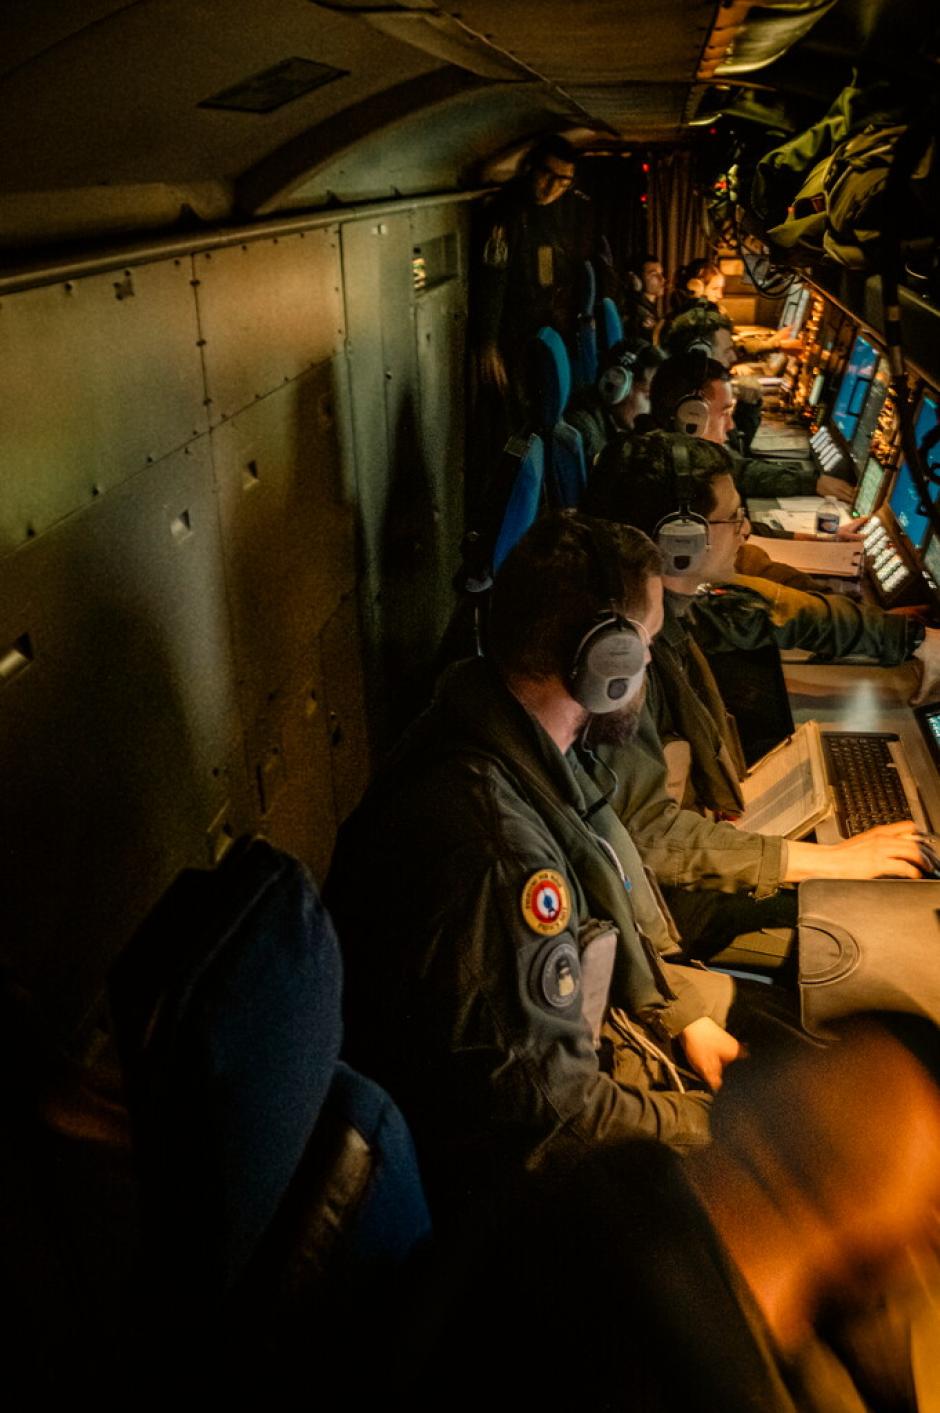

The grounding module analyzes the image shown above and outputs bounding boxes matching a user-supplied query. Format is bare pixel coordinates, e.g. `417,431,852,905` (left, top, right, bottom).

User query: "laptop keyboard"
822,732,911,836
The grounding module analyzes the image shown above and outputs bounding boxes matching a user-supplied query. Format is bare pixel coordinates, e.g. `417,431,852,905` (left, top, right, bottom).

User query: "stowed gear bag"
750,78,938,269
823,121,938,268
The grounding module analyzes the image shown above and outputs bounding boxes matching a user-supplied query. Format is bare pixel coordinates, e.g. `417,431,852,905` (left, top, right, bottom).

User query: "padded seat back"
109,837,430,1366
572,261,599,390
534,326,587,508
599,296,624,354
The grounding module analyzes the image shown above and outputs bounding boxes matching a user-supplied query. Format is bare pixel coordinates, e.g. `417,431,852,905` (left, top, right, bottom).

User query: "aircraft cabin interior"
5,0,940,1397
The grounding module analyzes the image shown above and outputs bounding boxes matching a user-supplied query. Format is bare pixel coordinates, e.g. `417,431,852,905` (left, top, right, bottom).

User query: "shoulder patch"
521,868,571,937
536,939,581,1010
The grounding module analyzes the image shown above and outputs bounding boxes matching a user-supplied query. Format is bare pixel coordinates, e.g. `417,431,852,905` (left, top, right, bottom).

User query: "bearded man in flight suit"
326,513,746,1218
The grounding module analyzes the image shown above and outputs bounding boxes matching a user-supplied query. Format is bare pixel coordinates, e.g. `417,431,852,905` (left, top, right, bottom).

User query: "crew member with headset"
326,512,755,1217
566,339,665,464
583,430,939,964
620,252,666,342
647,341,857,503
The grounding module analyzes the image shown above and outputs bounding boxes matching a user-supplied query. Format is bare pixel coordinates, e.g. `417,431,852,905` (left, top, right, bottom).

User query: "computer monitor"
890,461,933,549
849,356,891,470
889,393,940,550
922,532,940,588
831,333,880,444
854,455,889,518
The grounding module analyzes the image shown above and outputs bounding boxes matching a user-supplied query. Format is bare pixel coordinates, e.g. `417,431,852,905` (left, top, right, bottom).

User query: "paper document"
760,510,823,534
772,496,854,517
736,722,832,838
746,534,862,578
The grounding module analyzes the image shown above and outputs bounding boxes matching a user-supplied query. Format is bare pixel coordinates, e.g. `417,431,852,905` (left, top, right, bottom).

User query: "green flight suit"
648,578,917,818
326,658,722,1212
592,578,920,960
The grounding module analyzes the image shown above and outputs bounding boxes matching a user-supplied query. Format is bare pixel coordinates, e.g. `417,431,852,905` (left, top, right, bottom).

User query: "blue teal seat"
533,326,587,507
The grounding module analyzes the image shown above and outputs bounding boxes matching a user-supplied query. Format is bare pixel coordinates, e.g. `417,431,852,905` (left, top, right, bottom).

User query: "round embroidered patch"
538,940,581,1010
521,869,571,937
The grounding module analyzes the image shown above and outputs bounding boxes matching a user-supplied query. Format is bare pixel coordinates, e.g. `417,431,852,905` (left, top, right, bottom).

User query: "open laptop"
708,640,928,842
736,720,928,843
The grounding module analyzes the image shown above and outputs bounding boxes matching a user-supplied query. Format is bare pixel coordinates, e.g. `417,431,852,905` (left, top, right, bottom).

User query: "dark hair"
488,512,661,682
629,253,661,273
527,134,578,168
585,431,735,538
602,338,664,388
635,344,666,384
664,304,734,357
649,350,730,430
676,258,721,291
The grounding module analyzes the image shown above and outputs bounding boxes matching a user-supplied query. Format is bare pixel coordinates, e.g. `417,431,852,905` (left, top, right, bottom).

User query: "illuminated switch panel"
861,514,915,604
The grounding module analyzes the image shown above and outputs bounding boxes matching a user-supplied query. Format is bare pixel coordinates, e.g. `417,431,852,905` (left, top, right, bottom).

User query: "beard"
583,678,646,747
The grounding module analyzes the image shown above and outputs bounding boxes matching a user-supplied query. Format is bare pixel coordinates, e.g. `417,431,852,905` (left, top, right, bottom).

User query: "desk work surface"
781,659,940,832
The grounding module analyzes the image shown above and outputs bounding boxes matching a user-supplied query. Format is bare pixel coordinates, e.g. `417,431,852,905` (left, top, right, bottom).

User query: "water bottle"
815,495,841,537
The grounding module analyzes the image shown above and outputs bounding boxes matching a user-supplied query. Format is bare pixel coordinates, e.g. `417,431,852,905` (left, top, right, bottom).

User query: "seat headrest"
534,326,571,427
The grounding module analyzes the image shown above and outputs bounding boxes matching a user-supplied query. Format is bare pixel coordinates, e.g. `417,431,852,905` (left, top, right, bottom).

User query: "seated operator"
621,252,666,342
666,302,765,458
638,346,859,556
666,258,726,325
598,349,859,591
566,339,665,464
583,432,938,961
326,513,755,1218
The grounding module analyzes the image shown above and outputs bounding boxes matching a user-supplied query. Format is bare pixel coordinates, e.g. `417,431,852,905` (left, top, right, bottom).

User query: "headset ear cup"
598,363,633,406
570,618,647,713
656,516,709,576
673,396,710,437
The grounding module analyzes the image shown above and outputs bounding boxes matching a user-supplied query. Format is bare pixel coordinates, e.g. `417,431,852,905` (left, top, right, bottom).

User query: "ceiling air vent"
199,58,348,114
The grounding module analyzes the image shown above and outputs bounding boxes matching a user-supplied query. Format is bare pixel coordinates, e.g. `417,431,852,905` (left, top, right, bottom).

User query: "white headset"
653,439,710,577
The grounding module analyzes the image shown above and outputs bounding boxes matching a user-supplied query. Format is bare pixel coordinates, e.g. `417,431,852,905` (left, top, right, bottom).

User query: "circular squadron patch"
538,940,581,1010
521,869,571,937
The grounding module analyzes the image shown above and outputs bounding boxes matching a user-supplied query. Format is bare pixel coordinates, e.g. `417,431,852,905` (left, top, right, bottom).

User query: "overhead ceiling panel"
0,0,441,191
244,83,570,212
435,0,717,90
0,0,135,80
564,83,694,141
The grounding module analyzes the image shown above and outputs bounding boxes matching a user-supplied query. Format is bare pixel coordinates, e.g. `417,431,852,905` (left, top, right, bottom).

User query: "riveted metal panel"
340,216,393,586
341,207,465,742
413,208,468,646
0,439,249,1036
409,202,469,284
243,657,337,889
0,258,207,553
195,228,345,423
320,592,372,825
210,360,356,722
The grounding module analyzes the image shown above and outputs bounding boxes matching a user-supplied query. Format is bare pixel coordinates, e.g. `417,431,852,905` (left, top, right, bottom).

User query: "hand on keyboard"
910,627,940,707
828,821,925,879
834,515,870,541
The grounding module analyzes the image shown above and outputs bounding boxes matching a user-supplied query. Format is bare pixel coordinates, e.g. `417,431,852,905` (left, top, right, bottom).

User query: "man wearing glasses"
583,430,940,964
474,134,588,409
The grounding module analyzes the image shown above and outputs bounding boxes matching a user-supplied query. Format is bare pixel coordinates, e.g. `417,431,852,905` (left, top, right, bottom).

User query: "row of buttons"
861,519,910,593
